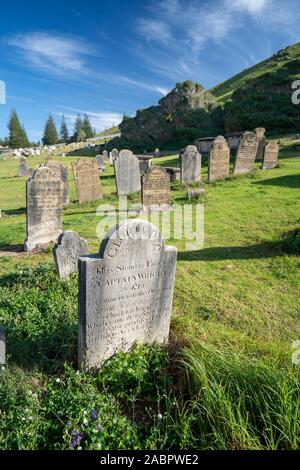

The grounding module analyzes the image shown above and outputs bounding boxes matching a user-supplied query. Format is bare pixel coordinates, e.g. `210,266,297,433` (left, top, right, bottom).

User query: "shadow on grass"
253,174,300,188
178,242,282,262
3,207,26,216
0,244,24,254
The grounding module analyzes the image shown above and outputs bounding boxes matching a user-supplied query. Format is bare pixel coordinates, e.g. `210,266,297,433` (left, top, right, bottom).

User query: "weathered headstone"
114,150,141,196
137,155,152,173
208,136,230,182
255,128,266,161
142,166,170,210
262,141,279,170
24,167,63,251
0,326,5,365
78,219,177,370
181,145,201,184
72,159,103,203
154,148,160,157
18,159,28,177
233,132,258,175
95,155,105,171
45,160,69,206
102,150,109,160
110,148,119,165
187,188,205,201
53,231,88,278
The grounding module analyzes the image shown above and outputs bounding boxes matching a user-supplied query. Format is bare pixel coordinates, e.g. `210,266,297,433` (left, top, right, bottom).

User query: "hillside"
211,42,300,134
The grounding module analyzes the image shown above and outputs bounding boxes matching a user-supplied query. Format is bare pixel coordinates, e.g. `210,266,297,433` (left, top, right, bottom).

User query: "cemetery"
0,132,299,450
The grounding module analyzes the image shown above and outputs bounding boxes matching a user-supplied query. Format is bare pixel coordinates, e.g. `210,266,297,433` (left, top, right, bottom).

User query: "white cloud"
5,32,95,74
55,108,123,132
137,19,172,44
229,0,268,14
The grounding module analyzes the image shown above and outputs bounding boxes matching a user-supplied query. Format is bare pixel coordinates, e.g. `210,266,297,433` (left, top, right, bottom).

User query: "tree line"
0,110,96,148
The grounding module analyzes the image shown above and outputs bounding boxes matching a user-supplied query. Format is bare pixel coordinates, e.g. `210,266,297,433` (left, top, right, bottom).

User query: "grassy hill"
210,42,300,134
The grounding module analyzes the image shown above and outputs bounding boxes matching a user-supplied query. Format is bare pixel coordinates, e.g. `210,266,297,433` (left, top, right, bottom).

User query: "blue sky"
0,0,299,142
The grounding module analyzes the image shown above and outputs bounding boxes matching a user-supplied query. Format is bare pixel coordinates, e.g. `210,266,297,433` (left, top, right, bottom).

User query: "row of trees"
0,110,96,149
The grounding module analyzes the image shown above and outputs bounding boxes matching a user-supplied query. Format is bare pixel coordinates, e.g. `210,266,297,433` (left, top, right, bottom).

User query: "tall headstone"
208,136,230,182
53,231,88,278
78,219,177,370
45,160,69,206
181,145,201,184
0,326,5,365
24,167,63,251
114,150,141,196
255,128,266,161
72,159,103,203
18,159,28,177
95,155,105,171
110,148,119,165
262,141,279,170
233,132,258,175
142,166,170,211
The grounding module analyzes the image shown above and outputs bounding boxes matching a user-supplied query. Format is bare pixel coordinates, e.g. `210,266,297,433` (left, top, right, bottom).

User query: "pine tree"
42,115,58,145
60,114,69,142
8,110,29,148
82,113,93,139
73,113,82,141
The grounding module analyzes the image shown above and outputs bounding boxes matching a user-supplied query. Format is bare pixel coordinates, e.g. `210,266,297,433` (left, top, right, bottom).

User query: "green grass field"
0,141,299,450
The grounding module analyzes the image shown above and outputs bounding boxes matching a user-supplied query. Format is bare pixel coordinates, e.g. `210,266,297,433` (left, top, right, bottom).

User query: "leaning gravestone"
208,136,230,182
72,159,103,203
114,150,141,196
262,141,279,170
255,128,266,161
45,160,69,206
0,326,5,365
181,145,201,184
24,167,63,251
142,166,170,211
18,159,28,177
53,231,88,278
78,219,177,370
110,148,119,165
95,155,105,171
233,132,258,176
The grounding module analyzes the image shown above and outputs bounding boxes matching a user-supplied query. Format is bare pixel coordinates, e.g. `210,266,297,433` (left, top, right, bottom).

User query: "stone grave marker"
18,159,28,177
0,326,5,365
95,155,105,171
110,148,119,165
102,150,109,160
45,160,69,206
262,141,279,169
78,219,177,371
255,127,266,161
142,166,170,211
114,150,141,196
24,167,63,251
154,148,160,157
208,136,230,182
72,159,103,203
233,132,258,175
181,145,201,184
53,231,88,278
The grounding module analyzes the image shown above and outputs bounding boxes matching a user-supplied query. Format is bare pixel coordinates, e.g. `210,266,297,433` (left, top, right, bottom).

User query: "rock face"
24,167,63,251
78,219,177,371
53,231,88,278
111,81,222,151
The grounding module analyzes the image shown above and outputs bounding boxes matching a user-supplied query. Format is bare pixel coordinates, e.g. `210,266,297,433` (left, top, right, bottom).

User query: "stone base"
24,230,62,252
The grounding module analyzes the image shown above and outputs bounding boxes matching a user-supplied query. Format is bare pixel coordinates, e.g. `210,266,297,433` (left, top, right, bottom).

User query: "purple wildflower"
91,410,98,420
70,430,84,448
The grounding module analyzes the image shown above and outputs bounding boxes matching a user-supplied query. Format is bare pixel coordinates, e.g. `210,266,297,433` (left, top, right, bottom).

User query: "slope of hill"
211,42,300,134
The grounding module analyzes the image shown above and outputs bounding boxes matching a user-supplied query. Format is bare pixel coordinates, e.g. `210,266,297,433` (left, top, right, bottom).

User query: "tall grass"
182,342,300,450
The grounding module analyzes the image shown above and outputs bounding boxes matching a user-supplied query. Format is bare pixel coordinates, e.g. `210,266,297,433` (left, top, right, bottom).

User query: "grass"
0,141,299,449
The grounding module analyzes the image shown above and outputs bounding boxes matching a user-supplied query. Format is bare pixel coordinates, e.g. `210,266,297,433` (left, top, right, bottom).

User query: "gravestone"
53,231,88,278
95,155,105,171
154,148,160,157
18,159,28,177
45,160,69,206
208,136,230,182
0,326,5,365
137,155,152,173
187,188,205,201
262,141,279,169
110,148,119,165
78,219,177,370
142,166,170,211
114,150,141,196
181,145,201,184
255,128,266,161
233,132,258,175
102,150,109,160
72,159,103,203
24,167,63,251
27,168,34,178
